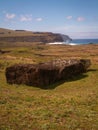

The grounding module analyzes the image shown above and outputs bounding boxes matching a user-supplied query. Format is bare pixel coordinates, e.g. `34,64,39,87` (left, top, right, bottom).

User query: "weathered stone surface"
6,59,91,88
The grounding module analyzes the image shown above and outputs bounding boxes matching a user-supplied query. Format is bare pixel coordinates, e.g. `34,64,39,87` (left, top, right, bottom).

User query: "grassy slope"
0,28,33,37
0,28,49,37
0,44,98,130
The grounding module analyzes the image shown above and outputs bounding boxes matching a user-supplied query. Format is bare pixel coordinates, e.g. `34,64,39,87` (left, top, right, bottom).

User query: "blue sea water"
70,39,98,45
48,39,98,45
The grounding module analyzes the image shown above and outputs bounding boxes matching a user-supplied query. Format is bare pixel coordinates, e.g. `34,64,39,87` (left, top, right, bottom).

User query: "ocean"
48,39,98,45
71,39,98,45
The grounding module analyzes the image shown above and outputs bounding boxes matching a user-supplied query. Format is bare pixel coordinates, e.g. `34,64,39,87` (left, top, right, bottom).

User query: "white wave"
68,43,77,45
48,42,64,44
48,42,77,45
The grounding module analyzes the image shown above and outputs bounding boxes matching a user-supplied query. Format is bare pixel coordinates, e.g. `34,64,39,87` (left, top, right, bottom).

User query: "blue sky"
0,0,98,39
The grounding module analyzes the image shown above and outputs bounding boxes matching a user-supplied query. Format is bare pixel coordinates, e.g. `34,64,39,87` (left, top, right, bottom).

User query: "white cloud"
5,13,16,19
20,15,32,22
36,17,43,22
66,16,72,20
77,17,85,22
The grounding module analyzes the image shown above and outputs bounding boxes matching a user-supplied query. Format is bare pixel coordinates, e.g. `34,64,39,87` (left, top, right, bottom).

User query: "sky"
0,0,98,39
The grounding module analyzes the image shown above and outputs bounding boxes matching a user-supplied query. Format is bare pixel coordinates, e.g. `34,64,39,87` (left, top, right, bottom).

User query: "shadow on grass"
7,69,97,90
47,68,98,90
5,74,87,90
87,69,98,72
46,74,88,90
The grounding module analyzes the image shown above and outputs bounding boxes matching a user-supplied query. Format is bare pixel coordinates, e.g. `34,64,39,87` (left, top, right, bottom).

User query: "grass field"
0,28,50,37
0,44,98,130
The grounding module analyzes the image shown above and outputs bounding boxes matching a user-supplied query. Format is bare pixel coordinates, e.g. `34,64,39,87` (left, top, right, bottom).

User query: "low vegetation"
0,43,98,130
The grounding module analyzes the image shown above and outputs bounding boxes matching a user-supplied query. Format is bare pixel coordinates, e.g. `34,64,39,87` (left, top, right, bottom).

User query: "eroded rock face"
0,32,71,43
6,59,91,88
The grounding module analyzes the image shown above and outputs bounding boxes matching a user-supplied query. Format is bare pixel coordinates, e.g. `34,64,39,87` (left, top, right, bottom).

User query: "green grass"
0,44,98,130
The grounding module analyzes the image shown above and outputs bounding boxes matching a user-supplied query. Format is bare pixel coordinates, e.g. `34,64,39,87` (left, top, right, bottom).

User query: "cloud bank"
77,17,85,22
20,15,32,22
36,17,43,22
5,13,16,19
66,16,72,20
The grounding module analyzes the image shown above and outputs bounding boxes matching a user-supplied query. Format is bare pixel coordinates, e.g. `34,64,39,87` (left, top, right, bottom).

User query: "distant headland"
0,28,71,43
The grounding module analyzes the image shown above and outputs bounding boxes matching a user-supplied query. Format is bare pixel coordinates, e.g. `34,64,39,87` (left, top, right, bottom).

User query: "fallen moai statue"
6,59,91,88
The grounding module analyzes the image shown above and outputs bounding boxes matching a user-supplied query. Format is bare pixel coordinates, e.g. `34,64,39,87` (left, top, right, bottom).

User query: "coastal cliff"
0,28,71,43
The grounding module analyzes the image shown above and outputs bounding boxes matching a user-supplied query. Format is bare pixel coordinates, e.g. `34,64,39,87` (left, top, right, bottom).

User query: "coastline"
48,38,98,45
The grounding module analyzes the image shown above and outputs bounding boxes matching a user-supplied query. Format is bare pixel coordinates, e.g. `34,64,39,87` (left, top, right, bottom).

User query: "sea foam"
48,42,77,45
